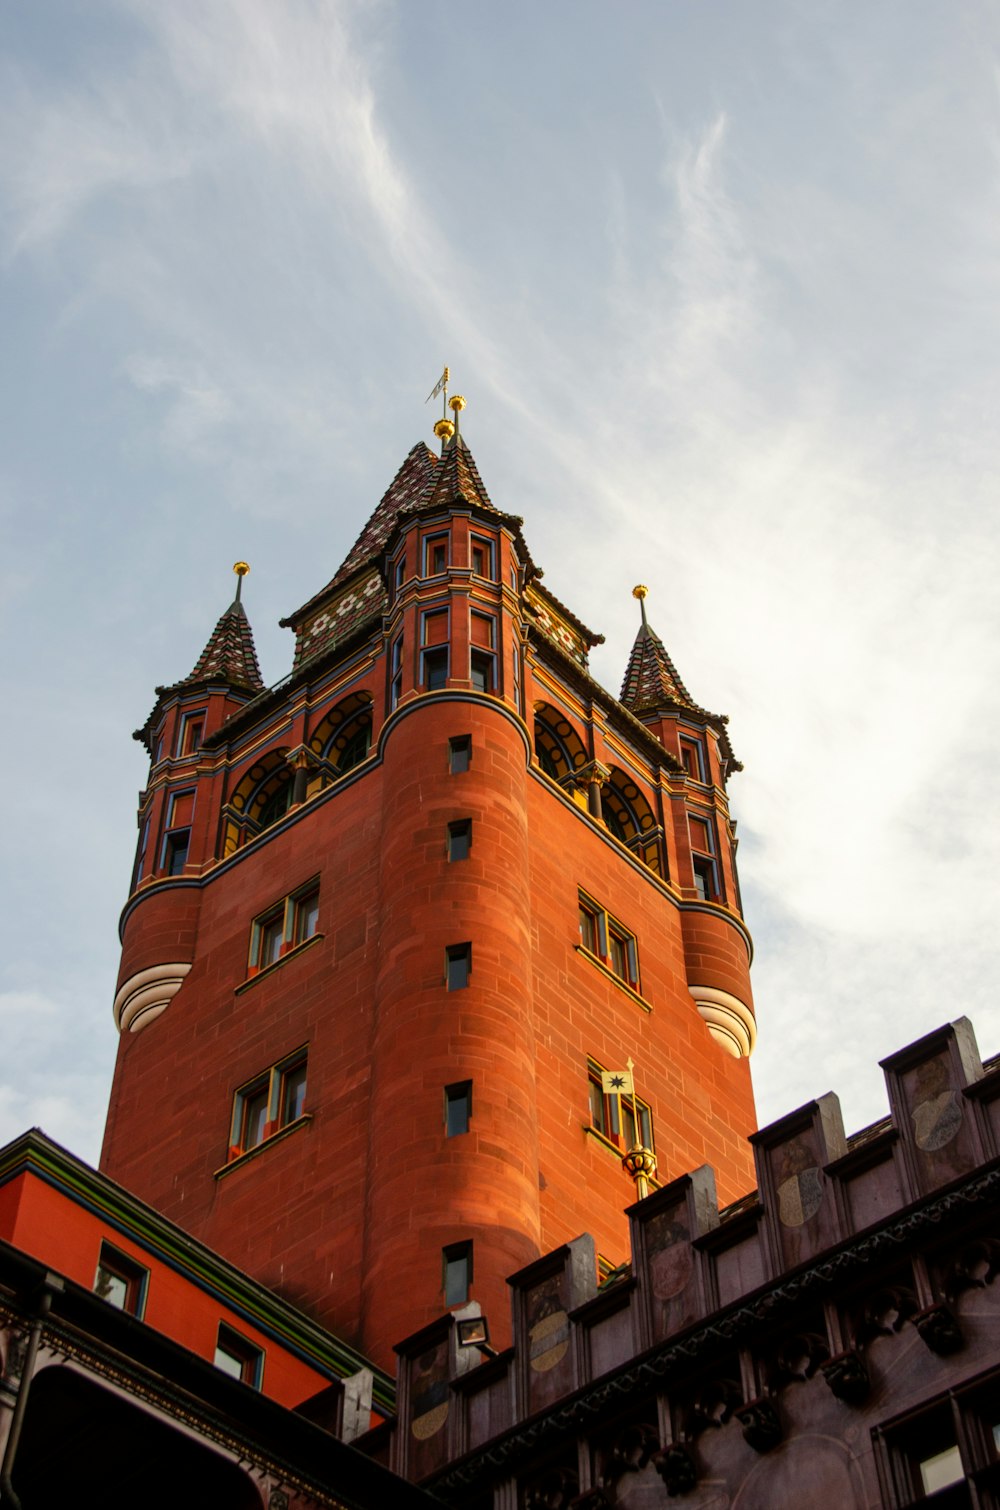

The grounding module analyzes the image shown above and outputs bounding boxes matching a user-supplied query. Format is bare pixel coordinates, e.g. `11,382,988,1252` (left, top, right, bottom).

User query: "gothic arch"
533,703,587,785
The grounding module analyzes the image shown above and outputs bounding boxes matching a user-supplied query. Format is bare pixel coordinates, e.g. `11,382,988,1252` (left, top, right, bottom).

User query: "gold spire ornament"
632,583,649,629
426,368,468,450
619,1056,657,1199
233,561,250,604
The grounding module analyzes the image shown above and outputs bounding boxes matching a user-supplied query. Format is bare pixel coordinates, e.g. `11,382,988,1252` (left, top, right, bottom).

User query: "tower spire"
619,585,695,712
184,563,264,693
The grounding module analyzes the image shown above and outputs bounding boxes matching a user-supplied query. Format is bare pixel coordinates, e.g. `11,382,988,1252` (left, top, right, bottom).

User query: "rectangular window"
443,1241,472,1306
229,1050,308,1160
448,820,472,861
422,646,449,690
248,882,320,974
420,608,450,689
875,1373,1000,1507
132,816,150,889
588,1060,654,1154
445,1081,472,1136
679,736,707,782
214,1323,264,1388
394,555,406,593
163,829,190,876
257,907,285,969
94,1242,148,1318
293,887,319,944
469,612,496,694
390,634,403,709
470,536,494,579
424,534,449,576
178,711,205,757
577,892,640,992
446,943,471,990
470,650,495,693
449,735,471,773
689,814,721,902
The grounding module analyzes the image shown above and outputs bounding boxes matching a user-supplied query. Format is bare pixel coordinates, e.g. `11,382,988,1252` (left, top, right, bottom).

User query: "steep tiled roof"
619,617,695,712
424,433,497,515
282,443,440,630
185,598,264,693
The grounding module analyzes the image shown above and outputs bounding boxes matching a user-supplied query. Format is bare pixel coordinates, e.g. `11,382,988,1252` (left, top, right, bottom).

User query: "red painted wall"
0,1171,330,1408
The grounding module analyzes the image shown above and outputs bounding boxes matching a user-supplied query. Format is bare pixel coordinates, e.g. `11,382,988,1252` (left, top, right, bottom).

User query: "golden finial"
632,584,648,600
233,560,250,604
449,394,466,413
433,417,456,441
620,1056,657,1199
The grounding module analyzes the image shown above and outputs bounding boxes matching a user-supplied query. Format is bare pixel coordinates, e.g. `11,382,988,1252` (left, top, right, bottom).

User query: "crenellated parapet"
374,1017,1000,1502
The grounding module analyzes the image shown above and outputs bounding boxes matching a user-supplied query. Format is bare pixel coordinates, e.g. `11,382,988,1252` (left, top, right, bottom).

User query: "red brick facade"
101,431,758,1369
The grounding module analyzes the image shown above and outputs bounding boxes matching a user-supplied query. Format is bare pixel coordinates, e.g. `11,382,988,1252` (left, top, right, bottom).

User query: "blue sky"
2,1,1000,1168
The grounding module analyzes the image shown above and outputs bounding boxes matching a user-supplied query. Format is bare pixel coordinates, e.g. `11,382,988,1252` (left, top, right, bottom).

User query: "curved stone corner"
689,984,757,1058
113,963,192,1034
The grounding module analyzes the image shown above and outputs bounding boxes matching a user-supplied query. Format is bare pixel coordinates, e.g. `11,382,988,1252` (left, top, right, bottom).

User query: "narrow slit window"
445,1081,472,1136
443,1241,473,1306
449,736,471,773
446,943,471,990
448,820,472,861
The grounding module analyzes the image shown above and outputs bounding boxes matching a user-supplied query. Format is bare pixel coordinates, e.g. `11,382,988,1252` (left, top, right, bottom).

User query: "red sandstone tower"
100,397,758,1369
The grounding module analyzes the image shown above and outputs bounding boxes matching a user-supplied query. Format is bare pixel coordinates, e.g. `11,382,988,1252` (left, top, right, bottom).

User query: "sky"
2,1,999,1173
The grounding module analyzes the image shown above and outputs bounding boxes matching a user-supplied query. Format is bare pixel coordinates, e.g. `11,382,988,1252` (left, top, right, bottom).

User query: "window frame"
679,735,707,783
162,827,191,876
228,1048,309,1161
94,1241,149,1319
470,648,496,693
470,535,495,580
177,710,206,758
248,881,320,975
423,532,450,577
689,813,722,902
577,891,640,993
587,1059,654,1155
214,1323,264,1389
390,633,404,709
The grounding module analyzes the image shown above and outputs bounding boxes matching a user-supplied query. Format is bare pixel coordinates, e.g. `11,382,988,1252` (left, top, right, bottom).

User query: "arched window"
604,767,664,877
223,750,293,855
533,704,587,785
329,716,371,773
256,777,293,831
310,691,374,779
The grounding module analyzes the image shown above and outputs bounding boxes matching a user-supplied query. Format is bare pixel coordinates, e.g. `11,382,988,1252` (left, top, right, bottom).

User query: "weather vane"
426,365,465,448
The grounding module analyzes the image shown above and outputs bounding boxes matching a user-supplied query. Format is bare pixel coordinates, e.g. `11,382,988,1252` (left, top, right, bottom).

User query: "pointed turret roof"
424,433,497,515
283,444,440,629
619,596,695,713
185,594,264,693
132,572,265,750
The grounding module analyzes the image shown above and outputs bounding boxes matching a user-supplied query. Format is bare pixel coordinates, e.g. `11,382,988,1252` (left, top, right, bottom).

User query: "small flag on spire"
601,1068,634,1097
425,366,450,403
